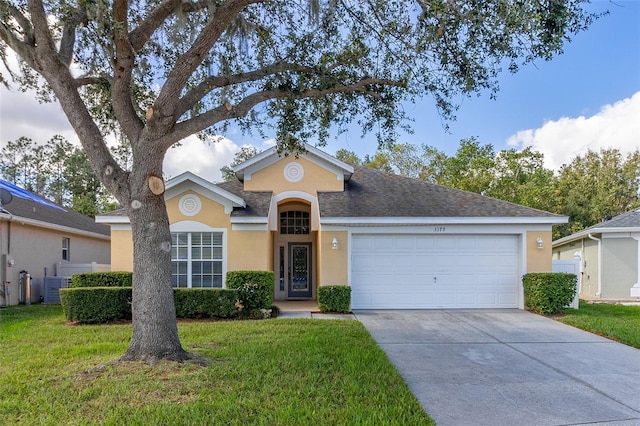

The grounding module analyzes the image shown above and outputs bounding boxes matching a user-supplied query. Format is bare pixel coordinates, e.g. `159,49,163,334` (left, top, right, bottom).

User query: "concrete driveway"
355,309,640,426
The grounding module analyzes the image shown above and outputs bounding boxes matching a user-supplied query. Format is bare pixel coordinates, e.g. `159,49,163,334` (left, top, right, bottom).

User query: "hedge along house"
552,208,640,300
0,179,111,306
97,143,567,310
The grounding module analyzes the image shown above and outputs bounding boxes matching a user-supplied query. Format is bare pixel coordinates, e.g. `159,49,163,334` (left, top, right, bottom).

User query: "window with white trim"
62,238,70,261
171,232,223,288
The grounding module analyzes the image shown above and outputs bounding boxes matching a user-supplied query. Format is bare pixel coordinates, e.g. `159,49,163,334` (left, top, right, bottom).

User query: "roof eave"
321,216,567,226
553,226,640,247
0,212,110,240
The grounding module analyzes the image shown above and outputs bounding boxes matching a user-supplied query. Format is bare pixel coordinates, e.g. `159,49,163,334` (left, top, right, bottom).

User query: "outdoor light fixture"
332,238,339,250
536,237,544,249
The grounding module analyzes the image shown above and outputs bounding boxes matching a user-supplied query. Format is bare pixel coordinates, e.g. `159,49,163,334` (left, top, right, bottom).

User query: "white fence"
56,262,110,277
552,259,581,309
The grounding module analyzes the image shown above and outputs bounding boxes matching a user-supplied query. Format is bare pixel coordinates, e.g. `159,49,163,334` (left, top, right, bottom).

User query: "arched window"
280,211,310,234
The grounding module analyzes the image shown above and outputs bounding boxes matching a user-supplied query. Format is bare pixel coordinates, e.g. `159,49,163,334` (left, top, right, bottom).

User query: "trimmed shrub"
318,285,351,313
61,287,241,323
60,287,132,323
226,271,274,311
522,273,577,314
173,288,239,319
70,272,133,288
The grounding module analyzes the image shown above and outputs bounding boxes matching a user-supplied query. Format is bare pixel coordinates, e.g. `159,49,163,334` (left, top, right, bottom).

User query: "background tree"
220,145,259,181
555,148,640,237
46,135,75,205
0,135,118,216
0,136,35,189
0,0,600,362
485,147,557,213
439,138,496,194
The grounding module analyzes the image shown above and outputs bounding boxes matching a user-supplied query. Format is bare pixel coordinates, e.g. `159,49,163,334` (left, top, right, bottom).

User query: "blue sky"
325,0,640,158
1,0,638,181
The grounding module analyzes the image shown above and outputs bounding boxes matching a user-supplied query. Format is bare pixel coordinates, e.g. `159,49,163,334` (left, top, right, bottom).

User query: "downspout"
587,234,602,297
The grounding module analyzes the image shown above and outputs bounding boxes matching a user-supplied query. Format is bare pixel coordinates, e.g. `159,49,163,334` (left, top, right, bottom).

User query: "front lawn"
0,305,433,425
557,301,640,348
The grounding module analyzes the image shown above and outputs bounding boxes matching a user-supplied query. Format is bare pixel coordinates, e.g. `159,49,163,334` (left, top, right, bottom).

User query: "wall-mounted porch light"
536,237,544,249
332,238,339,250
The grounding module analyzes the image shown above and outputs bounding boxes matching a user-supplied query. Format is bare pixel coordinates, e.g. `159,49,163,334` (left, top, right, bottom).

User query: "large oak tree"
0,0,599,361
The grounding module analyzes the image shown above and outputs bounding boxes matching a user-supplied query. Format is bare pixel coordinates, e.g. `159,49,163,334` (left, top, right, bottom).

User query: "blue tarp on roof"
0,179,66,211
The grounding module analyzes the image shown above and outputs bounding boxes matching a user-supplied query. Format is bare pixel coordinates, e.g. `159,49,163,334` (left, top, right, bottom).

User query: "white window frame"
62,237,70,261
170,221,227,288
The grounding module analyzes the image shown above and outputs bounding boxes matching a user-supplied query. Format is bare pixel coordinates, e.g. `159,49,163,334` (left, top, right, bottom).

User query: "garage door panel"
351,234,520,309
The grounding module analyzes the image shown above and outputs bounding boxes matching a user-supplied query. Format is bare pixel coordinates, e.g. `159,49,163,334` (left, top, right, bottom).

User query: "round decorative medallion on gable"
179,194,202,216
284,162,304,182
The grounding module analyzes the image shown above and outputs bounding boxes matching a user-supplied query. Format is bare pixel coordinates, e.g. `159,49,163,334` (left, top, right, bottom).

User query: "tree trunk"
120,188,190,362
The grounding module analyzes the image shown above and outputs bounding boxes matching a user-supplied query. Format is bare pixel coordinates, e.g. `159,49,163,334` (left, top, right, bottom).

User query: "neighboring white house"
0,180,111,306
552,208,640,299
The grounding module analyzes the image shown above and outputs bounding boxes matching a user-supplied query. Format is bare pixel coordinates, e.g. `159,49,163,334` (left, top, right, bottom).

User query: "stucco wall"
244,157,343,194
318,230,348,286
110,229,134,271
0,220,110,305
601,236,638,298
554,238,599,298
167,190,231,227
229,230,272,272
526,231,552,273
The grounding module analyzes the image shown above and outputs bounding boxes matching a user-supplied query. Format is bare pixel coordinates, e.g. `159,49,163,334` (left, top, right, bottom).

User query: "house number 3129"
434,227,446,232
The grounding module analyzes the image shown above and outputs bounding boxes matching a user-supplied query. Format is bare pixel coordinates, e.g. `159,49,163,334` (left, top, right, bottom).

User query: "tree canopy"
0,0,601,361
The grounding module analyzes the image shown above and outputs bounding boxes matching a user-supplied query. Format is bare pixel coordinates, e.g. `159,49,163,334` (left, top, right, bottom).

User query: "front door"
288,242,312,298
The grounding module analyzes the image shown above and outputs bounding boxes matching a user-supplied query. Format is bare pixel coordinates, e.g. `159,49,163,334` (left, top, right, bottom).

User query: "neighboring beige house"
0,180,111,306
553,208,640,300
97,143,567,310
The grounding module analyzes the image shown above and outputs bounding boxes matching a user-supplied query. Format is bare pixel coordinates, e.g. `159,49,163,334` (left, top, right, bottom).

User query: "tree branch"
153,0,262,125
129,0,181,52
58,5,88,67
0,1,34,46
112,0,144,145
27,0,56,55
162,77,405,150
73,76,111,88
175,61,317,118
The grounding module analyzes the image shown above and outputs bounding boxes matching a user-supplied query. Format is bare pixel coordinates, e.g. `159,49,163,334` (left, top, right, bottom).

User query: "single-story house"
97,143,567,309
0,180,111,306
552,208,640,299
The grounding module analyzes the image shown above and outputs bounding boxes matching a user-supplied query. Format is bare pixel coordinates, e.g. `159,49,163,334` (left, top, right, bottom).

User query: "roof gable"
232,143,354,182
165,171,246,214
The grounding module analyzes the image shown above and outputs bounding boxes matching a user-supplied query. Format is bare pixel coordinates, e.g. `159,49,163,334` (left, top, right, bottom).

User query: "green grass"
557,301,640,348
0,305,433,425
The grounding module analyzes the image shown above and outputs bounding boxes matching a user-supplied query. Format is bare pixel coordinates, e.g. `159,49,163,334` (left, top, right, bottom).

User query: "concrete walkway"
355,309,640,426
273,300,355,320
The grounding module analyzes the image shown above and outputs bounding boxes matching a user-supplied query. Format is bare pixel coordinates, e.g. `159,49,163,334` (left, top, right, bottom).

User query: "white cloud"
507,92,640,171
163,137,271,182
163,136,239,182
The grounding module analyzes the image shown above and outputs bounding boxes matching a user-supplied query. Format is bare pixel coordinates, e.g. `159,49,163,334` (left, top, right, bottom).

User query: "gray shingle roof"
317,166,562,218
215,180,272,217
589,208,640,229
98,166,563,221
0,189,110,237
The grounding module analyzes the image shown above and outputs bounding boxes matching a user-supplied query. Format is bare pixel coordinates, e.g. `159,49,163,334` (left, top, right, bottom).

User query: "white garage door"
351,234,520,309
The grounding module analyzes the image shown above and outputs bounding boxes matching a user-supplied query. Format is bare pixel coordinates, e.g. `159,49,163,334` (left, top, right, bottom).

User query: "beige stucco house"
553,209,640,299
97,143,567,309
0,180,111,306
